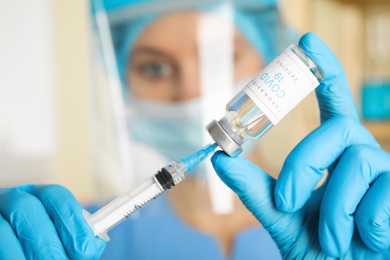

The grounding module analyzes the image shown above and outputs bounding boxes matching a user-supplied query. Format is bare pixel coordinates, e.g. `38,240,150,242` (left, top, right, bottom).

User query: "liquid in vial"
207,44,324,157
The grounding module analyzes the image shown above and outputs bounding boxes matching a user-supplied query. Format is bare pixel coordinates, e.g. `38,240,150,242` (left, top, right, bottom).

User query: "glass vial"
206,44,324,157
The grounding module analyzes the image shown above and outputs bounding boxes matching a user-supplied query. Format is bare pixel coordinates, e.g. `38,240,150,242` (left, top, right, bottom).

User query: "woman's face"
127,11,263,102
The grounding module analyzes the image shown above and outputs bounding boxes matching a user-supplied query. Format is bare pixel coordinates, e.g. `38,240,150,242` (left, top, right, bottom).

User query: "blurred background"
0,0,389,201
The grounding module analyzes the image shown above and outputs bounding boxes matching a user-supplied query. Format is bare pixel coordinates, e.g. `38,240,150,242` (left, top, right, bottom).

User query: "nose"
174,61,201,101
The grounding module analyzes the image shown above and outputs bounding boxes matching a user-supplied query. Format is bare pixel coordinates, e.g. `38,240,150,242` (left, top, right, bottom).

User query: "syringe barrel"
83,162,186,241
91,177,162,233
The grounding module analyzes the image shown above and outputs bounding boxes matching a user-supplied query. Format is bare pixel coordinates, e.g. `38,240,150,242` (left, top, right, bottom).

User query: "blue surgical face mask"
126,77,255,174
127,98,204,167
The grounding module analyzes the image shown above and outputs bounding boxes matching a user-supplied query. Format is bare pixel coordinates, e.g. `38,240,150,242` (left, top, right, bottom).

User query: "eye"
138,62,173,79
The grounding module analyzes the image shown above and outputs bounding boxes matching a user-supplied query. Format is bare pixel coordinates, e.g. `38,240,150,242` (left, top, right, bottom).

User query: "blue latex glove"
0,184,106,259
211,32,390,259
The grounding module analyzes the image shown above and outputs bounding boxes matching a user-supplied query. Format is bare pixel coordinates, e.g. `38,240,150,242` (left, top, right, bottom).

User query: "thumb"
299,32,359,122
211,151,303,249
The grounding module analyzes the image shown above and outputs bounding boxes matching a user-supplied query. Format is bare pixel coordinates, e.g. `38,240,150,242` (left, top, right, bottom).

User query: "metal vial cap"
206,118,243,157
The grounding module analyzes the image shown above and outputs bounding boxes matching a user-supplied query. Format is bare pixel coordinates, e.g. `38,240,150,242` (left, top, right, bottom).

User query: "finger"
0,214,26,259
0,185,68,259
27,185,106,259
356,171,390,251
211,151,301,248
275,116,378,213
299,32,359,122
319,145,390,257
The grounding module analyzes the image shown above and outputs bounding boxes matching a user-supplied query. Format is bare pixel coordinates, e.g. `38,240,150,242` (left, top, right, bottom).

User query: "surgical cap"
91,0,290,85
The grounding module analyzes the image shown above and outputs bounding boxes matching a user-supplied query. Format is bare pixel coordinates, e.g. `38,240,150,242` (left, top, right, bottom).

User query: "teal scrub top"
87,194,281,259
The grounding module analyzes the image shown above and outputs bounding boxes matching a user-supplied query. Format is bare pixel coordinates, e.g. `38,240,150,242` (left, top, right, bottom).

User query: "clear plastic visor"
89,0,285,213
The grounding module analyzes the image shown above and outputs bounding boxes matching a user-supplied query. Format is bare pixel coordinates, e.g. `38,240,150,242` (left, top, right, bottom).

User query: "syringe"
82,143,217,241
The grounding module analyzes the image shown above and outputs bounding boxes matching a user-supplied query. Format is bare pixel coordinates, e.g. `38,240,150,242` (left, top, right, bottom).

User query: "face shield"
90,0,289,213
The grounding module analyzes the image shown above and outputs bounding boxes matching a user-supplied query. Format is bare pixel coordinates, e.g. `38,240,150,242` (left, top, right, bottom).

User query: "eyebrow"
129,35,244,65
130,46,176,62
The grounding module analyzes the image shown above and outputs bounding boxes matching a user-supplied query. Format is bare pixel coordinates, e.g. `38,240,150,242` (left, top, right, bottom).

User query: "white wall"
0,0,55,185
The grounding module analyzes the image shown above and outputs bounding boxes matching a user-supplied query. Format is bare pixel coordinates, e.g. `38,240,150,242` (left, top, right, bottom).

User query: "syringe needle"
237,115,263,133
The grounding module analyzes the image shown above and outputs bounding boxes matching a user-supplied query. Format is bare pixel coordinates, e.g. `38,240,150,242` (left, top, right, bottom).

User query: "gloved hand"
0,184,106,259
211,32,390,259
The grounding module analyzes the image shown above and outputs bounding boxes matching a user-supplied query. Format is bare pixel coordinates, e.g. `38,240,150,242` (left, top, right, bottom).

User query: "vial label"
244,45,320,125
